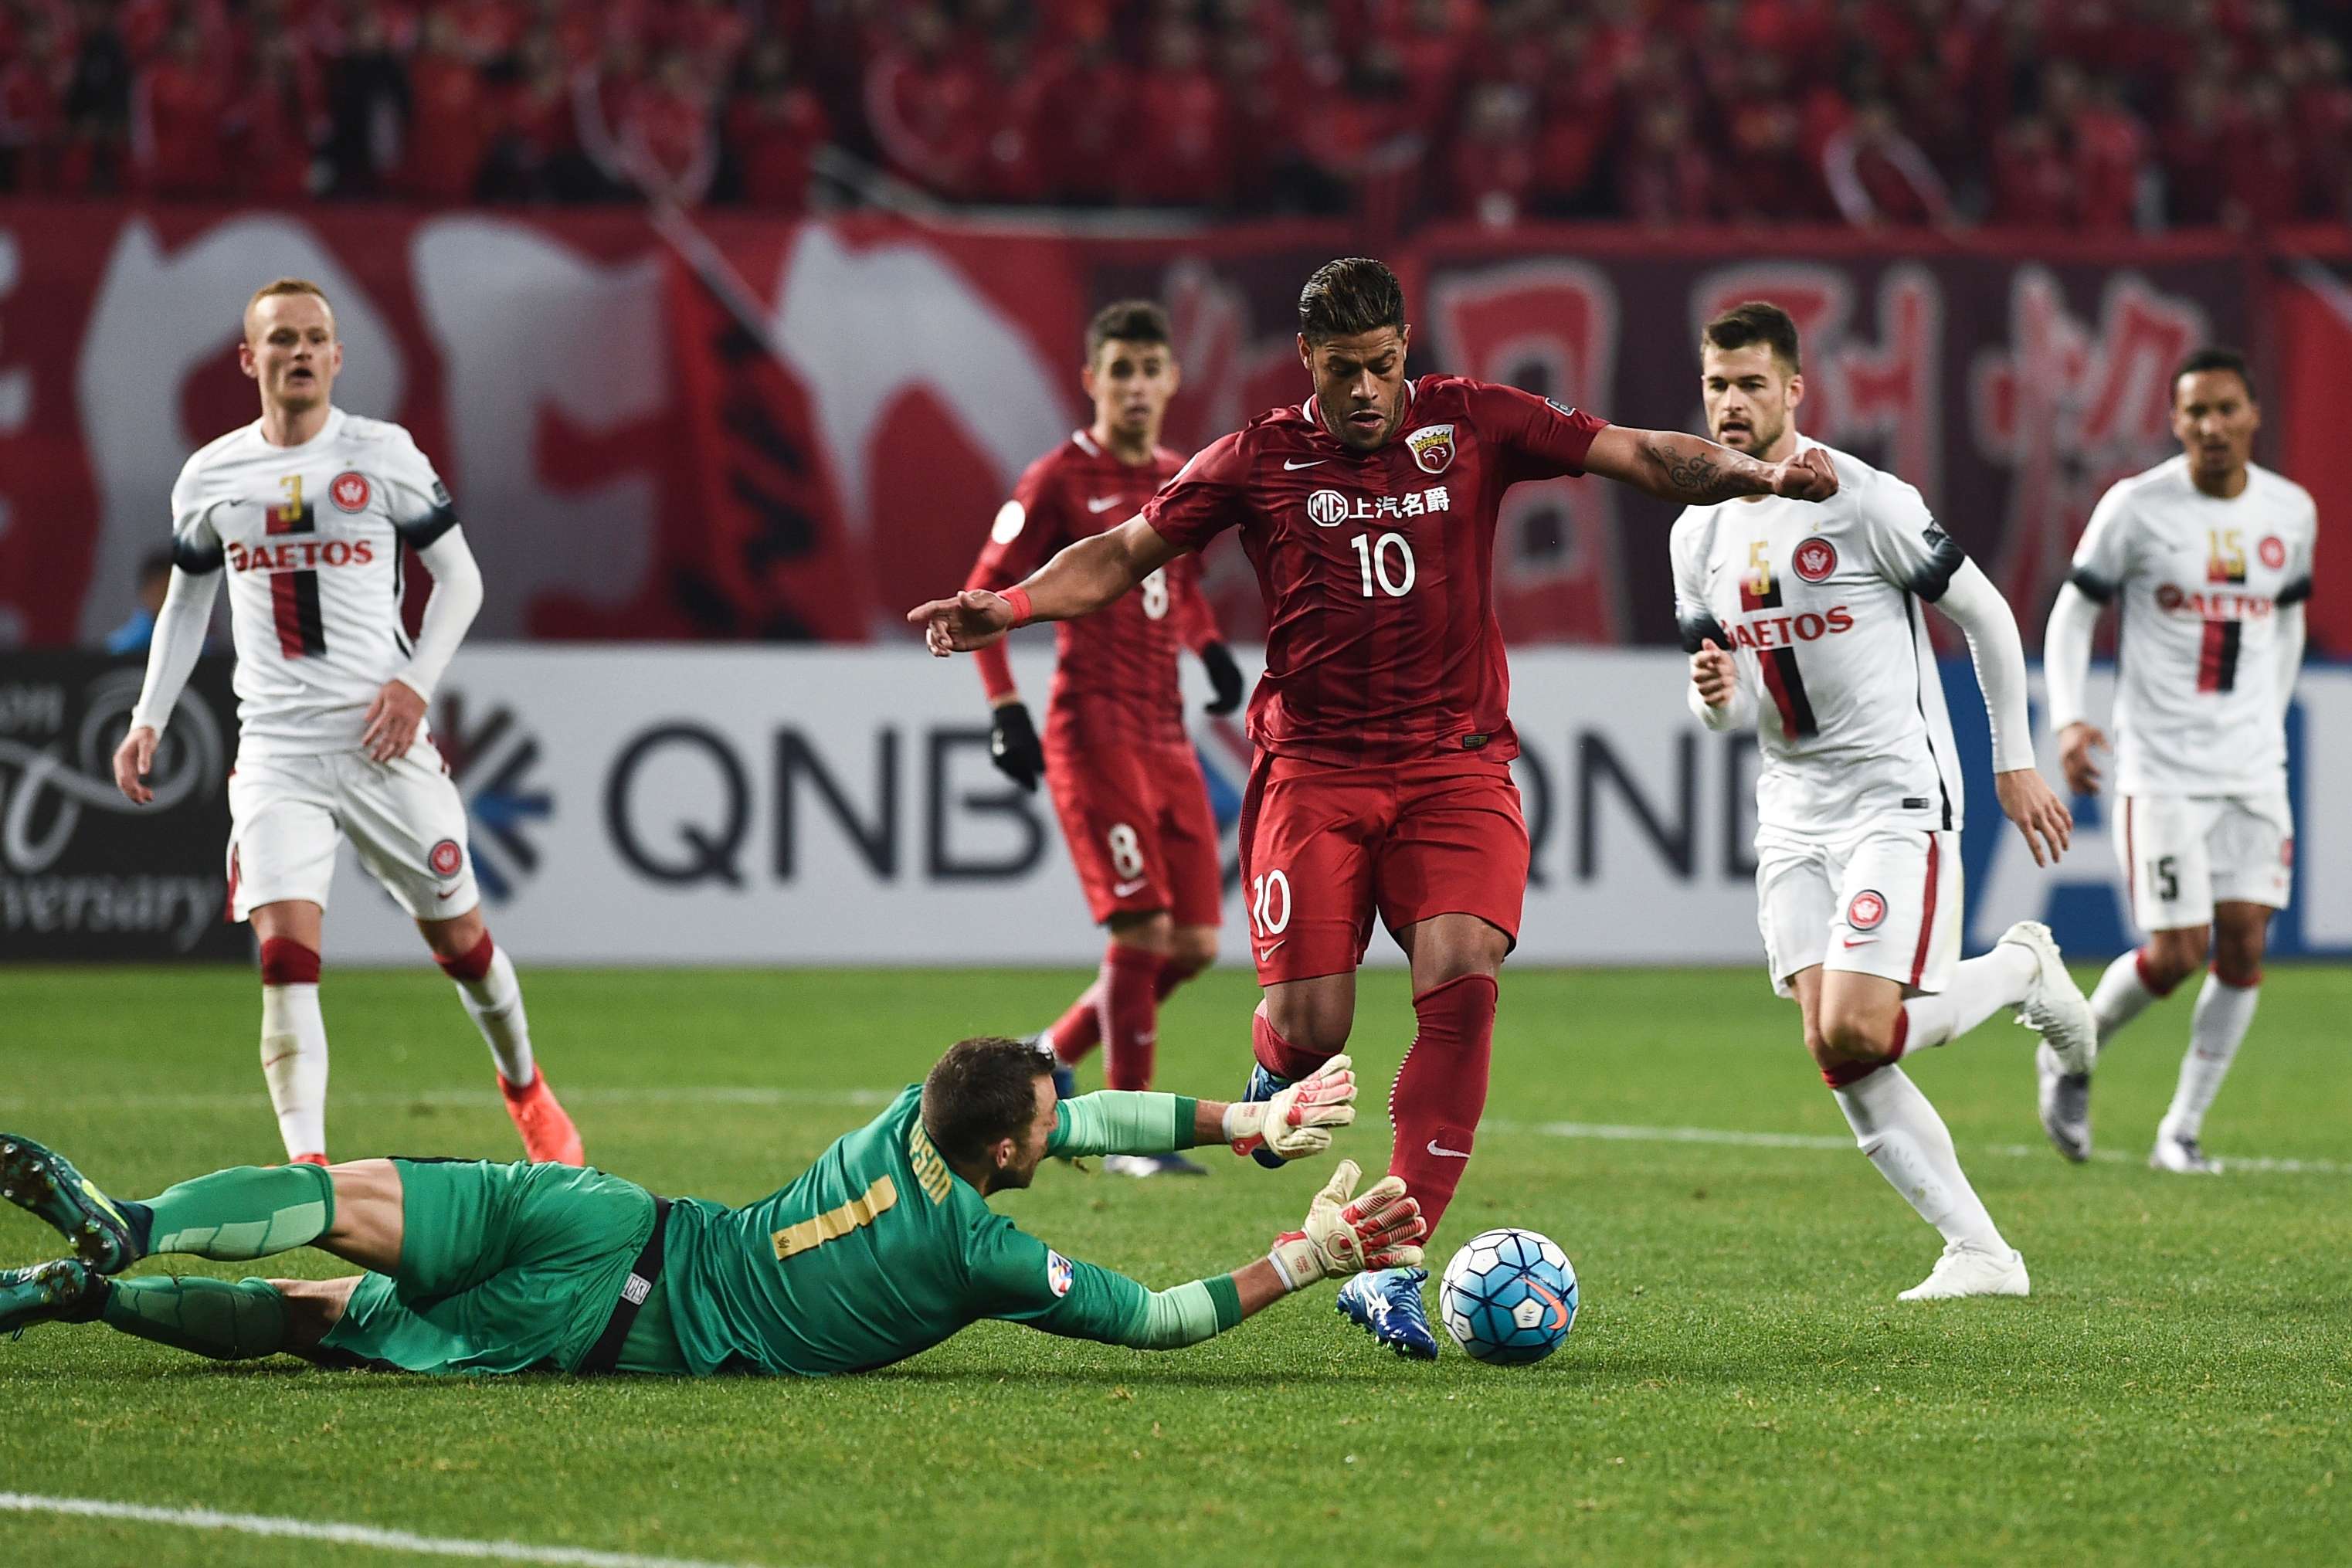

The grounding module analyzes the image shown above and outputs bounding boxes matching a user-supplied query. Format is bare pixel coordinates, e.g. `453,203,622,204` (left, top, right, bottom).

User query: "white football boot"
1897,1241,2031,1301
2001,921,2097,1074
2036,1040,2092,1163
2149,1121,2220,1175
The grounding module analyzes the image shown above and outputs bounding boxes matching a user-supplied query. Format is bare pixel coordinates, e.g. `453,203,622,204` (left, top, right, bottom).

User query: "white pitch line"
1488,1118,2352,1177
4,1085,2343,1177
0,1492,789,1568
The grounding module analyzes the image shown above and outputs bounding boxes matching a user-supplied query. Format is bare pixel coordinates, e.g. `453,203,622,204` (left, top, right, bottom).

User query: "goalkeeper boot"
1337,1266,1441,1360
1238,1064,1294,1169
1101,1153,1208,1178
0,1134,143,1273
1,1259,107,1338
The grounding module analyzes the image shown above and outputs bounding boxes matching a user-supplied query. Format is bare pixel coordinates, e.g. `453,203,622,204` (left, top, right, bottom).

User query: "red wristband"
1001,586,1034,627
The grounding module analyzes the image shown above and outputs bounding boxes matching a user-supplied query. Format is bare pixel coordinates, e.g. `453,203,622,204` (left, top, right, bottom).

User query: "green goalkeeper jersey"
656,1086,1243,1376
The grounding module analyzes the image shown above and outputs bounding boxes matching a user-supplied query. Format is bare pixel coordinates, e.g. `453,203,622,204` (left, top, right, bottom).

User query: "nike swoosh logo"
1256,941,1285,962
437,888,460,900
1086,496,1124,513
1112,877,1149,897
1426,1139,1471,1159
1282,458,1327,470
1525,1279,1569,1331
1841,937,1875,949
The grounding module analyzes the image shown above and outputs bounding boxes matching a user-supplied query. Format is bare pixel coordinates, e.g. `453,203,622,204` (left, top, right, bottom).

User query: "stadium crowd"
1,0,2347,228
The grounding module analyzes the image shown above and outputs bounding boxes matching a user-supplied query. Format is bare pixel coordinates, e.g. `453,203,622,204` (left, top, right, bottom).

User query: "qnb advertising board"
310,647,2352,969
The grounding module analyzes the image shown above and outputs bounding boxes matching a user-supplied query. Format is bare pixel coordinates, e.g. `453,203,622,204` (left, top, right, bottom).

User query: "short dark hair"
920,1037,1050,1166
1084,299,1171,365
1702,301,1803,375
2174,345,2255,403
1298,257,1406,344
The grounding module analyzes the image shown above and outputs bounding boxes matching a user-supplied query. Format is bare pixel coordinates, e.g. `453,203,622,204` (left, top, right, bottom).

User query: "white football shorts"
1755,824,1961,999
226,740,480,922
2114,791,2293,933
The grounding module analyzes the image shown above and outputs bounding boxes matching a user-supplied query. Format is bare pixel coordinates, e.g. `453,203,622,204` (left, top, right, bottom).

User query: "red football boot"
501,1069,585,1166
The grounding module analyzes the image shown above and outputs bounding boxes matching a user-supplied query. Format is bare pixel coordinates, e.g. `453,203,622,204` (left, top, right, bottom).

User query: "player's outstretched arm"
1583,426,1839,507
1027,1160,1425,1352
361,527,484,763
115,565,223,805
1939,560,2072,867
908,517,1183,655
1050,1057,1357,1162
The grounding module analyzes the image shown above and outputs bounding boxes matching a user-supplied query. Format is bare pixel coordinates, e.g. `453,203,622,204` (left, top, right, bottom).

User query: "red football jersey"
967,430,1219,749
1143,375,1607,765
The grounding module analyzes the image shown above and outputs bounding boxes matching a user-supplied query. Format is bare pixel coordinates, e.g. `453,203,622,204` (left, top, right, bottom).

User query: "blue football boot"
1337,1267,1441,1360
1,1259,106,1338
0,1134,142,1273
1024,1033,1078,1102
1238,1063,1293,1169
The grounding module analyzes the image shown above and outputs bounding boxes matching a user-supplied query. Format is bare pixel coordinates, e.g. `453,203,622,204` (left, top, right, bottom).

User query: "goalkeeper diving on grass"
0,1039,1422,1376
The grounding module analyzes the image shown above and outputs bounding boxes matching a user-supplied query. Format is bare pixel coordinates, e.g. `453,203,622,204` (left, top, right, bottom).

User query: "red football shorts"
1045,736,1224,928
1236,751,1529,985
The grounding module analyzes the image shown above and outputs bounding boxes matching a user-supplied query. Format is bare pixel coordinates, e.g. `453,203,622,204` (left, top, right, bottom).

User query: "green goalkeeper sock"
100,1275,290,1360
122,1163,335,1261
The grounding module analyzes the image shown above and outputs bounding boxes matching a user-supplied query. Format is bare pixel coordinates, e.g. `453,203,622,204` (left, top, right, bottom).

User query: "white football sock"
2090,949,2163,1046
260,984,329,1159
453,944,536,1087
1899,944,2036,1050
2164,973,2257,1139
1833,1065,2005,1252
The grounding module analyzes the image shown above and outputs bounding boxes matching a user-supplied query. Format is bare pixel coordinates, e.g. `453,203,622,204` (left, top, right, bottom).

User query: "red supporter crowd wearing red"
0,0,2345,228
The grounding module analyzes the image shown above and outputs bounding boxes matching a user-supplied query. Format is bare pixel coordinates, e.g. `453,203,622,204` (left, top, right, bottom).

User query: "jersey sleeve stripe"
2068,567,2117,604
1906,531,1965,602
2276,576,2313,607
394,505,460,550
171,533,225,575
1675,612,1731,655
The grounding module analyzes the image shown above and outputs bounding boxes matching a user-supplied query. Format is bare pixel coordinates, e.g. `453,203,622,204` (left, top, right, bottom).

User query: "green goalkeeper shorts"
317,1158,684,1376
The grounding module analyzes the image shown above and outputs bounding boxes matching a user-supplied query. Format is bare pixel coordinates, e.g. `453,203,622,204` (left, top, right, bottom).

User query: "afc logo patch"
1845,888,1887,930
1792,537,1838,584
1046,1249,1074,1298
329,471,372,513
1405,423,1455,474
428,838,464,877
2260,535,2286,569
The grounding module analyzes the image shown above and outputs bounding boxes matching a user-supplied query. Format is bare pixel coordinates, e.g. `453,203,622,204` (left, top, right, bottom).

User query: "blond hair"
243,277,334,338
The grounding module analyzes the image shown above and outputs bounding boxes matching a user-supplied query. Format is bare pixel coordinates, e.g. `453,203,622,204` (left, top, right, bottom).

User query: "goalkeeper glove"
1200,641,1245,715
1265,1159,1425,1290
1224,1053,1356,1160
989,700,1045,792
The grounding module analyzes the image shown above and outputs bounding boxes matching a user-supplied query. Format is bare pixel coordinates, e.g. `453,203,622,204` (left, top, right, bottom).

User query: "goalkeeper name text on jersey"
162,407,460,757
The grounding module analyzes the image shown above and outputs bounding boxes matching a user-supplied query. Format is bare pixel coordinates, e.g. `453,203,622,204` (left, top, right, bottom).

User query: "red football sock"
1095,943,1162,1091
1251,1006,1329,1081
1053,952,1207,1066
1386,974,1497,1243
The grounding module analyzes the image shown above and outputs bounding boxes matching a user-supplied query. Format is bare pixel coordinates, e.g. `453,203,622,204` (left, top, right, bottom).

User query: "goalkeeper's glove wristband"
1266,1159,1426,1291
989,701,1045,792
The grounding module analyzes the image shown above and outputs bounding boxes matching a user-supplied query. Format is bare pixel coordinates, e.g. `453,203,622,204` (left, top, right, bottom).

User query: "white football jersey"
169,407,458,758
1671,440,1967,838
2069,456,2316,796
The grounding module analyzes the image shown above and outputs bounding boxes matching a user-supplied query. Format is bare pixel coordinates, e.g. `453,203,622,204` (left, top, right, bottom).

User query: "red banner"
0,203,2331,653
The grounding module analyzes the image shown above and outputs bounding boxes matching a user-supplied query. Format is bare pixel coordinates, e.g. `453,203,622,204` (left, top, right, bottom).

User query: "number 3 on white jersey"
1350,533,1415,598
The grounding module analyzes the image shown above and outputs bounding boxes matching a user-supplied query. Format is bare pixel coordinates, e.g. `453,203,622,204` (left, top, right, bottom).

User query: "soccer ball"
1438,1227,1578,1366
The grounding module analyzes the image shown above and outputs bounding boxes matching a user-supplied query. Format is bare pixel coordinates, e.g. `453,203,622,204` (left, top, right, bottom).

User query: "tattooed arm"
1580,426,1840,507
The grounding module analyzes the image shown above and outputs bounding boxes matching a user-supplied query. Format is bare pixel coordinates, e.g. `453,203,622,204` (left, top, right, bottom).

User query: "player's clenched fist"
111,725,160,806
1224,1054,1358,1161
1266,1159,1426,1289
1770,446,1840,501
908,588,1020,656
1689,637,1737,709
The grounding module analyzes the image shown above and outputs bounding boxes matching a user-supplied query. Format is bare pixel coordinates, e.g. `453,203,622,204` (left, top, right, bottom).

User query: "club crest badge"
1792,537,1838,583
1846,889,1887,930
329,471,372,512
1406,424,1455,475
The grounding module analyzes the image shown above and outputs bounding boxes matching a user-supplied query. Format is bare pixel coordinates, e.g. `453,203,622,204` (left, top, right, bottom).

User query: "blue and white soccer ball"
1438,1227,1578,1366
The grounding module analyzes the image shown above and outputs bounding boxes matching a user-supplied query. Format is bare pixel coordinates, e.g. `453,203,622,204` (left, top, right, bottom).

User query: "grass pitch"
3,962,2349,1568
